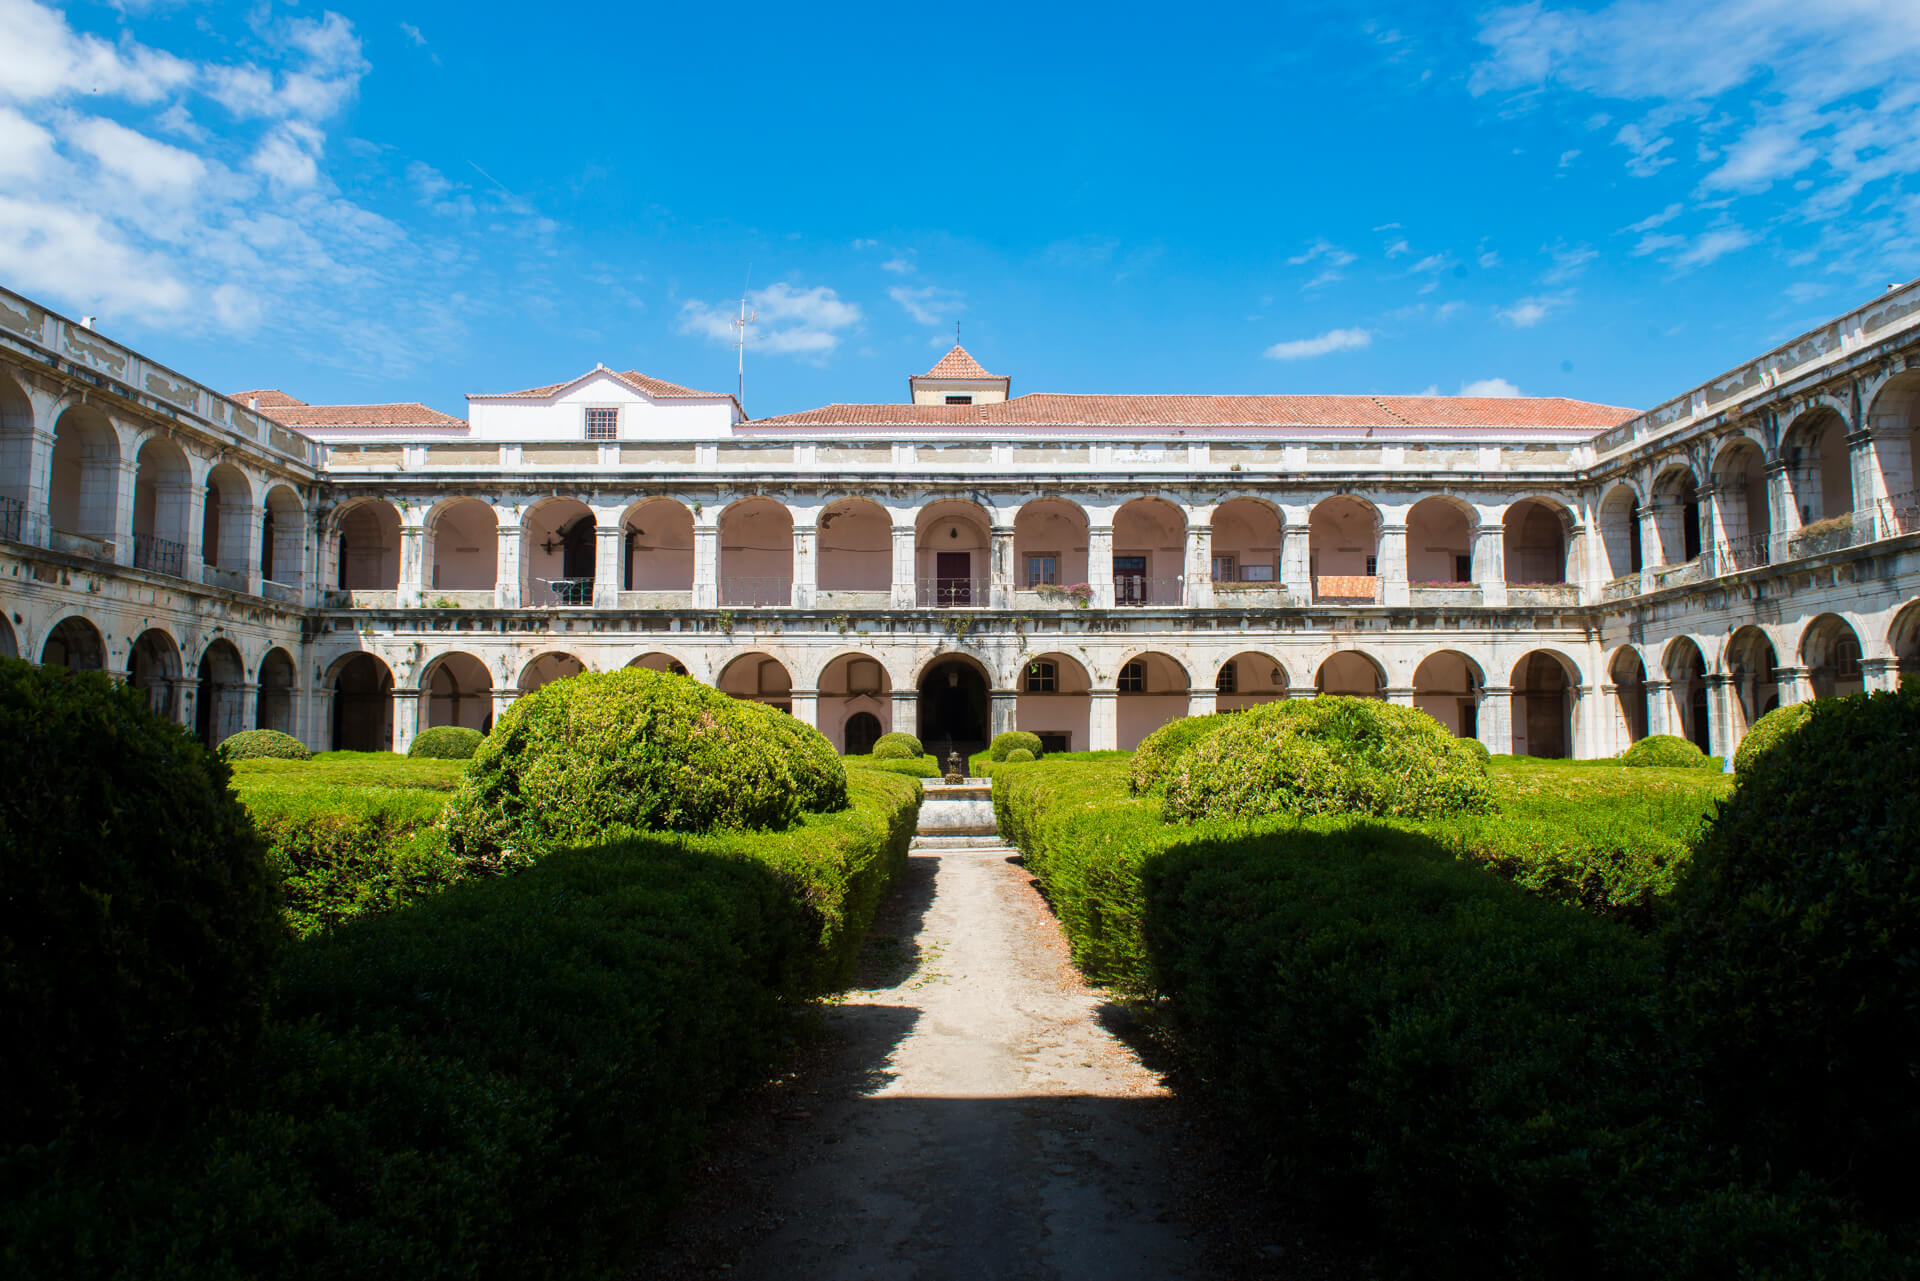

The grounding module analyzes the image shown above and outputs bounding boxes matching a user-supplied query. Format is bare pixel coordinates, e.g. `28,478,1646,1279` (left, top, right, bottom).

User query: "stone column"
110,458,137,567
1281,524,1312,602
990,687,1018,736
494,523,522,609
1867,415,1915,533
989,525,1015,609
692,518,720,609
1087,523,1115,608
1187,689,1217,717
890,522,917,608
1766,459,1797,559
1771,665,1809,706
1472,523,1507,606
184,475,208,571
491,687,521,726
1598,684,1623,757
1184,518,1215,608
593,525,624,608
1637,501,1665,590
1384,684,1415,708
399,521,427,607
1477,685,1514,756
230,682,259,743
1088,689,1119,751
168,676,197,728
1378,522,1410,606
240,503,265,595
391,688,421,755
789,688,819,728
1861,656,1900,693
890,688,919,741
791,525,817,609
1847,428,1882,535
1645,679,1674,737
1706,674,1736,763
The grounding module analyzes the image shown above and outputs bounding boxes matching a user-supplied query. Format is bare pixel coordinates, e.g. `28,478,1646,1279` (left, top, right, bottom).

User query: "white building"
3,278,1916,762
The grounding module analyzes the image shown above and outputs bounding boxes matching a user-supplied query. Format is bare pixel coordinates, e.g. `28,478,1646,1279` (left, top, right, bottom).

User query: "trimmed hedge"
0,659,277,1146
2,771,921,1280
846,753,940,779
444,669,847,867
1732,701,1811,773
1620,733,1709,768
872,731,923,760
217,728,311,761
408,725,483,760
1162,697,1492,823
987,730,1042,761
1003,747,1035,763
1126,711,1236,794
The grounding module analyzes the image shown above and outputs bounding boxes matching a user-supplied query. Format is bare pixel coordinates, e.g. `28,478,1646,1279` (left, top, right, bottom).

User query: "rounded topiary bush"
1003,747,1036,763
1732,702,1811,773
988,730,1042,761
1663,688,1920,1213
408,725,484,760
0,658,276,1144
872,731,922,760
217,727,311,761
1455,735,1492,763
1620,733,1709,768
443,668,848,867
1128,712,1237,794
1162,696,1492,823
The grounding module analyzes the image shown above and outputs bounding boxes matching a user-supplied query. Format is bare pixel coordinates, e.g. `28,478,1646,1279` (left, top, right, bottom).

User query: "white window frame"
584,406,619,441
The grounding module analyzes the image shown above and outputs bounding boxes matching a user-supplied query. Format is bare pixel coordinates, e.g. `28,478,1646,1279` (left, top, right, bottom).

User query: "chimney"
79,315,96,330
248,396,259,410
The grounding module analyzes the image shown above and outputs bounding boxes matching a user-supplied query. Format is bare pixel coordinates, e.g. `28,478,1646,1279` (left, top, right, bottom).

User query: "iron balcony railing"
0,495,33,545
1715,533,1772,572
915,576,988,608
1113,574,1185,606
132,532,185,577
531,576,595,606
719,576,793,607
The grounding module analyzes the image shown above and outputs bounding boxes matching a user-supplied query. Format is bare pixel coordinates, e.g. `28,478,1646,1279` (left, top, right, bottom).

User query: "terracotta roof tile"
260,402,467,429
920,345,998,380
229,389,307,407
477,367,729,401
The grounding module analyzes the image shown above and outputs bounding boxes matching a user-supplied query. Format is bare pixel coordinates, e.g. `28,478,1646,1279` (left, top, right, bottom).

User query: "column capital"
990,524,1016,537
1482,684,1515,697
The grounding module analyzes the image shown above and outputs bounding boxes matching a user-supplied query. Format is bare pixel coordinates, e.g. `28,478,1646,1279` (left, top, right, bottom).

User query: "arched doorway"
1512,651,1577,759
40,616,105,670
1609,648,1649,747
1116,651,1190,749
424,651,492,731
1018,651,1093,753
1663,639,1710,755
195,640,246,748
127,628,181,720
918,655,989,759
331,653,394,752
715,652,794,712
1725,627,1778,738
819,652,890,751
1801,614,1863,700
257,648,296,734
1412,650,1482,738
519,651,586,694
1215,651,1288,711
628,651,690,676
844,712,882,756
1315,649,1385,698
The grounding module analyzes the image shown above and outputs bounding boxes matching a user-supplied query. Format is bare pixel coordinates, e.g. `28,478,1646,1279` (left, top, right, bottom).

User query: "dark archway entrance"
918,657,989,762
844,711,882,756
332,653,394,752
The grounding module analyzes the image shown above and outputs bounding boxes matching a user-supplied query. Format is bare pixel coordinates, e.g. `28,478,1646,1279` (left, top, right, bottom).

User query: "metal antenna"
734,265,756,406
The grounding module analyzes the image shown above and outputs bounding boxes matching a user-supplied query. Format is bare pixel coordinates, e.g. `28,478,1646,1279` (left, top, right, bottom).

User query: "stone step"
910,835,1016,851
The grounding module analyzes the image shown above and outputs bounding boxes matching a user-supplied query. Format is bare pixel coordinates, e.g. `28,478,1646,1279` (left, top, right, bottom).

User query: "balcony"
1506,582,1582,608
202,564,250,593
1313,574,1379,604
260,578,303,605
1408,582,1482,607
529,576,594,607
719,576,793,607
1112,575,1183,606
1212,581,1294,608
1602,574,1641,603
813,588,890,609
616,589,694,609
132,533,185,578
1715,534,1771,573
915,576,988,609
0,496,43,546
1787,513,1860,559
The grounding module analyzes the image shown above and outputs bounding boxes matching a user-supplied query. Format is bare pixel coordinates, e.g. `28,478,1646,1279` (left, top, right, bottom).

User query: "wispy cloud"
1498,293,1570,327
888,284,964,327
1288,237,1358,289
680,281,863,358
1460,376,1522,397
1263,327,1372,360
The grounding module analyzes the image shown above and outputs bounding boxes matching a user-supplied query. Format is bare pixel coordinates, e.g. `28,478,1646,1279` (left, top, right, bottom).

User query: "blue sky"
3,0,1918,418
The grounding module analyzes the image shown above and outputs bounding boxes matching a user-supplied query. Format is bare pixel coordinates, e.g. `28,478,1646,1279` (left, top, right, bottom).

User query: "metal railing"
1112,574,1184,606
720,576,793,607
1787,512,1857,559
0,495,34,545
132,532,185,577
915,576,988,608
1715,533,1772,572
1880,490,1920,536
530,576,595,606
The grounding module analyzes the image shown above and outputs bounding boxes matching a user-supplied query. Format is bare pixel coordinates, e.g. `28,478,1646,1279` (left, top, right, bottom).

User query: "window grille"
1215,661,1237,694
945,395,973,405
1118,660,1145,693
585,407,618,441
1026,660,1057,693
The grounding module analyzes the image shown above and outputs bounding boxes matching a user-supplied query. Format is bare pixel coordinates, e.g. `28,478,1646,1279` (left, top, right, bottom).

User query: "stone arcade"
3,279,1918,763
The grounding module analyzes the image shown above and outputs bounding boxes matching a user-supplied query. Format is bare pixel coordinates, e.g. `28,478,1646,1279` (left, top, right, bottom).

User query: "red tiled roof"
919,345,999,380
477,367,730,401
748,393,1638,433
259,402,467,429
230,389,307,407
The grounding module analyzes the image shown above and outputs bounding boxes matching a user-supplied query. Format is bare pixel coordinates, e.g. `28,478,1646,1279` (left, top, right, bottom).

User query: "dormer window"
945,395,972,405
584,407,618,441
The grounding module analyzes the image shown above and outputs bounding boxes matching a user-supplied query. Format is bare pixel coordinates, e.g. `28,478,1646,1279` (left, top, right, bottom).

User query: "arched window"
844,711,882,756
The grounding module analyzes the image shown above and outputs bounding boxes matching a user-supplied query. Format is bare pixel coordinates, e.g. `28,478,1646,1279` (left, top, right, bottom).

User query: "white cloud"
249,122,322,191
1672,224,1757,267
680,281,863,358
880,256,913,274
1477,249,1501,268
1460,377,1522,397
0,0,192,104
399,22,427,46
0,106,55,179
1541,242,1597,284
888,284,963,326
1498,293,1569,327
1557,148,1581,167
1411,253,1450,273
67,115,204,197
1624,202,1684,233
1288,237,1358,289
1262,327,1372,360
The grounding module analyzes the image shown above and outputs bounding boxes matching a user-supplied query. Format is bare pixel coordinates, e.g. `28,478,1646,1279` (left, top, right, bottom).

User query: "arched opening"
423,651,492,731
1724,627,1778,739
843,712,882,756
915,499,989,607
817,498,891,596
1215,651,1288,711
40,616,104,669
257,647,296,734
717,497,792,607
131,438,191,576
523,498,595,606
425,498,497,596
1113,497,1186,605
1650,466,1702,566
1664,638,1710,754
1867,372,1920,533
201,462,253,574
1891,600,1920,691
819,652,891,750
1782,407,1854,531
1512,651,1578,759
1710,439,1771,569
1015,498,1091,598
0,615,16,658
1597,484,1643,581
1314,649,1385,698
623,498,695,593
1503,499,1571,585
716,651,794,712
627,651,690,676
260,484,304,588
1412,650,1482,738
918,655,990,758
48,404,120,556
1406,497,1475,585
1116,651,1189,749
0,371,34,531
1018,651,1092,753
330,653,394,752
194,640,246,748
1801,614,1863,700
1608,648,1648,746
331,500,401,592
1309,496,1379,602
518,651,586,694
127,628,181,719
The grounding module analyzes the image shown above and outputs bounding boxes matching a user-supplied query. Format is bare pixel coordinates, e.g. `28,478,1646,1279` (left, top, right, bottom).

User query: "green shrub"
245,787,461,939
408,725,483,760
1732,701,1812,773
1664,688,1920,1217
846,754,940,778
0,659,276,1145
872,730,923,759
1003,747,1035,763
1620,734,1709,768
1428,810,1690,927
988,730,1042,761
1456,734,1492,763
1127,712,1236,794
217,728,311,761
442,669,847,867
1163,696,1492,823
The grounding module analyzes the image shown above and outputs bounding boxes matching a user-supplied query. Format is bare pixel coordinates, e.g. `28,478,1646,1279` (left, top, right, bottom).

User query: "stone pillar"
1706,674,1736,764
1867,416,1915,532
791,525,817,608
1281,524,1311,601
1645,679,1674,737
239,502,265,595
184,476,208,571
391,688,421,755
1847,428,1881,534
890,688,918,740
1568,522,1598,603
1771,665,1809,706
494,523,523,609
1766,459,1797,558
110,458,137,567
693,519,720,609
1088,688,1118,751
1187,689,1217,717
1384,685,1415,708
989,524,1015,609
399,521,427,606
1087,523,1115,608
1861,656,1900,693
1378,523,1410,606
593,525,624,608
990,687,1018,736
890,522,917,608
230,682,259,742
1477,685,1514,756
789,688,819,728
168,676,197,728
1184,519,1215,608
1472,524,1507,606
491,687,521,726
1637,501,1665,589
